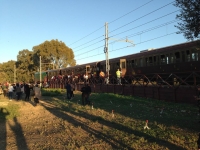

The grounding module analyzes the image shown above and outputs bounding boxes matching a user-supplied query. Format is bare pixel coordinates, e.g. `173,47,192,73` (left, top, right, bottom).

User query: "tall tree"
32,39,76,69
174,0,200,40
0,61,16,83
16,49,36,82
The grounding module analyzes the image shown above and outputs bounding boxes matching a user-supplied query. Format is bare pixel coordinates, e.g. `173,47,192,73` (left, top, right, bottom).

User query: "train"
34,40,200,86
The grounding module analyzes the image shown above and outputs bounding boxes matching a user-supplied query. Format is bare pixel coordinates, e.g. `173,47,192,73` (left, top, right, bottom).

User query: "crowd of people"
0,82,41,104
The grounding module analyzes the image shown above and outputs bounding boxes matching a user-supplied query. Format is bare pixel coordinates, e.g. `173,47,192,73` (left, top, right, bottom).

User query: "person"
65,82,71,100
85,84,91,105
15,83,21,100
2,83,8,97
116,69,122,85
8,84,14,101
24,84,31,101
33,84,41,105
99,70,105,84
81,84,91,105
70,83,75,99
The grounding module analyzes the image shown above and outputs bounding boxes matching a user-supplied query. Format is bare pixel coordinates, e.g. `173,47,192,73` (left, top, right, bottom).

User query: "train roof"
37,40,200,73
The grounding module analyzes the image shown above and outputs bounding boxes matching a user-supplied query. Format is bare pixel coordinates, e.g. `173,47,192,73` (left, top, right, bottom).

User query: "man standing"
99,70,105,84
116,69,122,85
65,82,71,100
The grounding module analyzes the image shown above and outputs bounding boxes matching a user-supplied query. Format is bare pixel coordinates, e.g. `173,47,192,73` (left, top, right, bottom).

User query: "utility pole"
40,56,42,87
104,22,135,84
14,64,16,83
104,22,109,84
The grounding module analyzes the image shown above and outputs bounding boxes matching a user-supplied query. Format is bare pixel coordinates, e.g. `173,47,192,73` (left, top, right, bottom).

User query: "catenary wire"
70,0,155,50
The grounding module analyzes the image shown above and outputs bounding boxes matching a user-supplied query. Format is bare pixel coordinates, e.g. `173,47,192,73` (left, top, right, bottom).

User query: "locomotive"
35,40,200,86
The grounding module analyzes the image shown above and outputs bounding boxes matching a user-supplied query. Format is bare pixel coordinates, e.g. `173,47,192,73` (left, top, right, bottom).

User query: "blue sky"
0,0,187,65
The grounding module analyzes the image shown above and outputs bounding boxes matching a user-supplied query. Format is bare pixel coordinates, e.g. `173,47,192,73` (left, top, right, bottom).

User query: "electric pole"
104,22,109,84
104,22,135,84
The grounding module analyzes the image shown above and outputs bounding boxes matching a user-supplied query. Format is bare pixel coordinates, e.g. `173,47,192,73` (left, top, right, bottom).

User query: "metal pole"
14,64,16,83
105,22,109,84
40,56,42,87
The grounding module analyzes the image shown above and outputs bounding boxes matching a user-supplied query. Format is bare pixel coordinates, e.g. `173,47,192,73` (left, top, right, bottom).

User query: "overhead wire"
71,0,155,51
109,10,180,39
109,1,176,34
75,31,178,61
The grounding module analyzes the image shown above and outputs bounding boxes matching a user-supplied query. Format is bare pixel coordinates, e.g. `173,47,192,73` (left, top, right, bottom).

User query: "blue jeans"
8,92,13,100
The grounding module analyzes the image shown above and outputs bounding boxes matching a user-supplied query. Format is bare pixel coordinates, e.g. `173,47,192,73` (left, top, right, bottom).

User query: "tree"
0,61,16,83
16,49,36,82
174,0,200,40
32,39,76,69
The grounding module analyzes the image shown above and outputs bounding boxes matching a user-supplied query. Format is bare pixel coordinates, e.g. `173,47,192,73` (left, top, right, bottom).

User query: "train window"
186,50,190,61
135,59,138,67
139,58,143,67
161,55,165,64
166,56,169,64
121,61,126,69
145,58,148,66
175,52,180,62
149,57,153,65
182,51,185,62
192,52,198,61
153,56,156,65
131,60,134,67
86,67,90,72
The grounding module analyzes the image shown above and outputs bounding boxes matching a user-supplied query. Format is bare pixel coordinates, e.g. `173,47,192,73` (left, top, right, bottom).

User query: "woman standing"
8,84,14,101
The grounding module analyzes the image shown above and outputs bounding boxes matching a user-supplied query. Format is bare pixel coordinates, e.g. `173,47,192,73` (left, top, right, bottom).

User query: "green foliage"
16,49,36,82
32,39,76,69
174,0,200,40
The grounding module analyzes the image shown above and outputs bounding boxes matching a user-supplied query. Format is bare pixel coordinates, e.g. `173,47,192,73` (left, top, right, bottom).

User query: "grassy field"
0,89,199,149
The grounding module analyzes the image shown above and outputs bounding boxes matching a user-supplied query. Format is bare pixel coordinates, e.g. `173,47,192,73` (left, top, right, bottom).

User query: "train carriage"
35,40,200,86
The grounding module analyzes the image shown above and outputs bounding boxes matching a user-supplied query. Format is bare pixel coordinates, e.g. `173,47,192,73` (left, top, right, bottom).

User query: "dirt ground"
0,95,112,150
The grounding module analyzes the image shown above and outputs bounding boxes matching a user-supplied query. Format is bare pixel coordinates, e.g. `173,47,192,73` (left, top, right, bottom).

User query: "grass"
40,89,199,149
0,89,199,149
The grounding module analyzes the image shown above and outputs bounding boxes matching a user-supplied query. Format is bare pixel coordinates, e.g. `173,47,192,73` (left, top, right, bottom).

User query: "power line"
108,0,154,24
109,20,178,45
75,32,177,62
70,0,155,50
109,1,176,34
109,10,179,39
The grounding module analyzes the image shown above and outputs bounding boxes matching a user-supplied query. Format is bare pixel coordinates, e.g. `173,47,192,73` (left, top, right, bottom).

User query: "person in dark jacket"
65,82,71,100
24,84,31,101
81,84,91,105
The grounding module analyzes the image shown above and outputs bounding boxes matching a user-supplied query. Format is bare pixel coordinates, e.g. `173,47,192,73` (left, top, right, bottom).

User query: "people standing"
65,82,71,100
116,69,122,85
2,83,8,97
70,83,75,99
81,84,91,105
15,83,21,100
8,84,14,101
85,84,91,105
99,70,105,84
34,84,41,102
24,84,31,101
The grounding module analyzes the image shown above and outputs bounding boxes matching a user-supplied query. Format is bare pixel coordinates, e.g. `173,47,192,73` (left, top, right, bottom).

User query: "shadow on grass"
41,97,186,150
0,108,9,150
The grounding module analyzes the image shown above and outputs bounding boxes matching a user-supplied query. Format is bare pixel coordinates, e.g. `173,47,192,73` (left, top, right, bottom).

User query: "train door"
120,59,126,77
96,62,101,77
86,65,91,76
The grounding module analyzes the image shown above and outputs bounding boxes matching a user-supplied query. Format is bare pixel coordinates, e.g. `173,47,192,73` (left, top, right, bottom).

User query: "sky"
0,0,188,65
